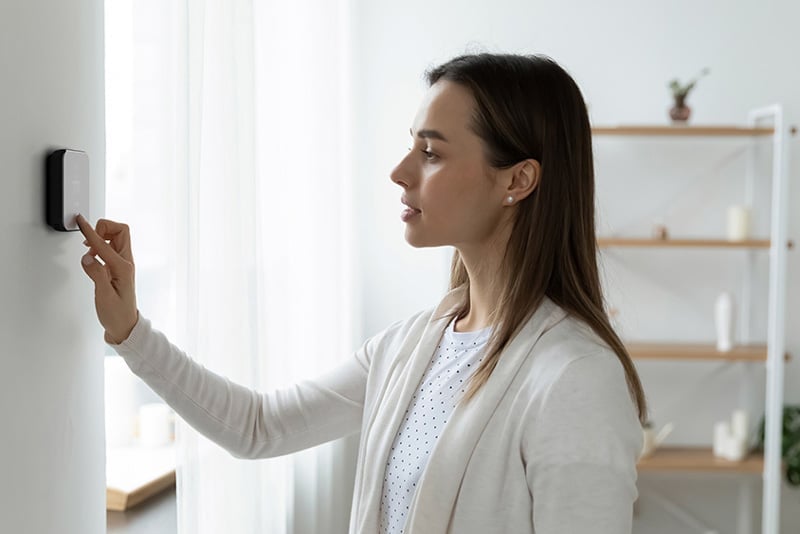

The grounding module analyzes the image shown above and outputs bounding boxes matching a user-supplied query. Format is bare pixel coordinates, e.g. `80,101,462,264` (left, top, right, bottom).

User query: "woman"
78,53,647,533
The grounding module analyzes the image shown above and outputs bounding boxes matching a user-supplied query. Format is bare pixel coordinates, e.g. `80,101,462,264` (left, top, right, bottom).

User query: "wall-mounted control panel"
46,149,89,232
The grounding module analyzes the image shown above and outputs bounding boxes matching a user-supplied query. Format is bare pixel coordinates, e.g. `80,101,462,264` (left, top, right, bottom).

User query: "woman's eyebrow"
409,127,449,142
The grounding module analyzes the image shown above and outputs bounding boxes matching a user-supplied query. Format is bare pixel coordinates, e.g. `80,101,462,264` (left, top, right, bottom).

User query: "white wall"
351,0,800,532
0,0,106,532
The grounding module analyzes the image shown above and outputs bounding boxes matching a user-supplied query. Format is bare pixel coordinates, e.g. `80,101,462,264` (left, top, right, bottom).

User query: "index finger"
94,218,134,263
76,214,126,267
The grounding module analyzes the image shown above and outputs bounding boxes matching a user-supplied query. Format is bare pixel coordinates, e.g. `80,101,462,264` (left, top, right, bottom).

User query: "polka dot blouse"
378,316,492,534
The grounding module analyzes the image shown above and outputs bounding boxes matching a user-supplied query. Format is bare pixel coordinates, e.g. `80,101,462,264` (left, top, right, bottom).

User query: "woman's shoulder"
516,310,640,440
539,311,615,361
517,309,624,397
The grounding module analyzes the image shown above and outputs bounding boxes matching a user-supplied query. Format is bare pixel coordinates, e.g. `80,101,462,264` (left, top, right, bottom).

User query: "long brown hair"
426,53,647,424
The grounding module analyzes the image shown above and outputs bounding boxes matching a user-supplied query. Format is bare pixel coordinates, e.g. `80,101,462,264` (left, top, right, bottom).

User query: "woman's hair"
426,53,648,424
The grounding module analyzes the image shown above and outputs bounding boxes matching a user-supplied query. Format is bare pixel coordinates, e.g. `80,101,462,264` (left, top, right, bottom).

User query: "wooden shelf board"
106,445,176,512
598,237,794,249
592,125,774,136
638,447,764,473
626,342,791,362
107,470,175,512
626,342,786,362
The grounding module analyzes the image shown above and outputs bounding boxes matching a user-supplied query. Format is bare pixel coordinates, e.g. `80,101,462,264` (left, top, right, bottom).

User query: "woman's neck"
453,232,509,333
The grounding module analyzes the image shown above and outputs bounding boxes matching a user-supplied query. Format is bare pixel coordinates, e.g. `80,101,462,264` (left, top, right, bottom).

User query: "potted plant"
667,67,710,123
756,405,800,486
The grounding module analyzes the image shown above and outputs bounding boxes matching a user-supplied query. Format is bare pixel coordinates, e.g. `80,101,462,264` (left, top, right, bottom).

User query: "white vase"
715,292,734,352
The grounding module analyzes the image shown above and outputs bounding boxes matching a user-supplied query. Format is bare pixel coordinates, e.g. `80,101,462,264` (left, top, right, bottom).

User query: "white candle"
713,421,731,457
727,205,750,241
724,436,747,462
731,409,750,443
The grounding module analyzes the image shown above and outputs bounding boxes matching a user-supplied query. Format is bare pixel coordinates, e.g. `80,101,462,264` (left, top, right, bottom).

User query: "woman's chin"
404,228,428,248
404,236,425,248
404,230,445,249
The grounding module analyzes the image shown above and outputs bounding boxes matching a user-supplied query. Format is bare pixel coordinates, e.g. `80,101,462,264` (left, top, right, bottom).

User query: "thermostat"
46,149,89,232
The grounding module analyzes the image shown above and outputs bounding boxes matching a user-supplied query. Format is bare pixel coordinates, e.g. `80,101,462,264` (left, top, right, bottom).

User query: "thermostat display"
46,149,89,232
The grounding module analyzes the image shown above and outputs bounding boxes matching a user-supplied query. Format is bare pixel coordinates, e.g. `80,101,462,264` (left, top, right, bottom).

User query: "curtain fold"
166,0,357,532
107,1,357,527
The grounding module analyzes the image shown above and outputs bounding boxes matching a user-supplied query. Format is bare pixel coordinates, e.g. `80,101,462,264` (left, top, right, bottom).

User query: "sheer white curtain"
105,0,359,532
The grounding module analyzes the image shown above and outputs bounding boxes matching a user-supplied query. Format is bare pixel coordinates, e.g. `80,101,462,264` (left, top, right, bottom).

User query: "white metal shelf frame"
751,105,790,534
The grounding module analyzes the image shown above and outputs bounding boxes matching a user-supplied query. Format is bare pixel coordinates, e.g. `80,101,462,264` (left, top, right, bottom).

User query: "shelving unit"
593,109,793,534
597,237,793,249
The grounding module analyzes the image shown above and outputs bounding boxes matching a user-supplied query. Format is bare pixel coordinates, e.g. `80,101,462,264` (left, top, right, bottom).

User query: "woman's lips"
401,208,421,222
400,195,420,221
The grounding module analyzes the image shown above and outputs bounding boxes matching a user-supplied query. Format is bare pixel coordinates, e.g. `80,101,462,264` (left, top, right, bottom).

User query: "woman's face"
390,80,509,250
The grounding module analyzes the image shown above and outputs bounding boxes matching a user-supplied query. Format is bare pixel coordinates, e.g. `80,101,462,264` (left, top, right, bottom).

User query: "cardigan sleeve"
524,351,643,534
108,312,375,459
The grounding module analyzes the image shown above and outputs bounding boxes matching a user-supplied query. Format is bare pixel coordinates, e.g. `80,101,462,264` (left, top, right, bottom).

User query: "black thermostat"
46,149,89,232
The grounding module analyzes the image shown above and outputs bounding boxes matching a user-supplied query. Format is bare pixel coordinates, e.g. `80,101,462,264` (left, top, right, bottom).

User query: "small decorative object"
712,409,750,461
713,420,732,457
714,291,734,352
640,421,674,459
732,409,750,443
651,217,669,240
756,405,800,486
727,205,751,241
725,435,747,461
667,67,710,123
652,224,669,240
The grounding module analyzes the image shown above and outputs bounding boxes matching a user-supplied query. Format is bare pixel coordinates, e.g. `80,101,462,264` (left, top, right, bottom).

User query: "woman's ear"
507,159,541,201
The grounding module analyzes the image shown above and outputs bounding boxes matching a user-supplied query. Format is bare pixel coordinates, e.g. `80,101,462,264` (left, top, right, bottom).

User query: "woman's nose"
390,150,413,188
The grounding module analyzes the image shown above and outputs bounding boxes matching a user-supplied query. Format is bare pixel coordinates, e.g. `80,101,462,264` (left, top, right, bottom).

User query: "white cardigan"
109,285,642,533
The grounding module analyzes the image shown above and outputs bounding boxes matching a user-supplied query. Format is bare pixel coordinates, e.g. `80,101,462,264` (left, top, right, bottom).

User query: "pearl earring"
506,196,514,204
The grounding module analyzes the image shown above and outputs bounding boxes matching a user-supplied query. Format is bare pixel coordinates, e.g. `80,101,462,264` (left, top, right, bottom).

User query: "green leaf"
756,405,800,487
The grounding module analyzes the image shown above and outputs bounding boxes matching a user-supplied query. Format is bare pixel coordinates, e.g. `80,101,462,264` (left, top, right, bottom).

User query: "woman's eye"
421,149,437,160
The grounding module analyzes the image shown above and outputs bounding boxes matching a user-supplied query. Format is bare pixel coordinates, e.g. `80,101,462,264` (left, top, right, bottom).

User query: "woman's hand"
76,214,140,344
